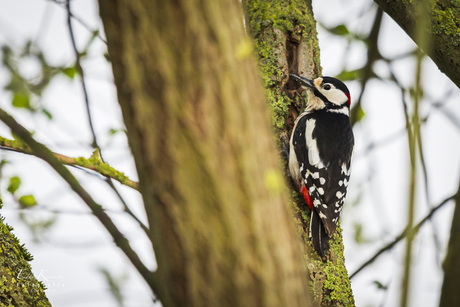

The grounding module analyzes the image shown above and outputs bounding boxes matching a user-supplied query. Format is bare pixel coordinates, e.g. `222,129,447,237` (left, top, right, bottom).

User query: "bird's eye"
323,84,331,90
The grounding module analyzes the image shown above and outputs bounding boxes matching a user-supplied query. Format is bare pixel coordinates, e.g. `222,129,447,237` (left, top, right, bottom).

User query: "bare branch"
0,107,157,293
0,135,139,190
48,0,108,44
349,194,454,279
66,1,100,151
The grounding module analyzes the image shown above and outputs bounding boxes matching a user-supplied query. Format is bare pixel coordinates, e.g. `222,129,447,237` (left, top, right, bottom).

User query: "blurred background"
0,0,459,306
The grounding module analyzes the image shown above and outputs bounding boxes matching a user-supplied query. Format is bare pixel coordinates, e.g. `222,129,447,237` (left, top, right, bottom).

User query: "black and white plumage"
289,74,354,261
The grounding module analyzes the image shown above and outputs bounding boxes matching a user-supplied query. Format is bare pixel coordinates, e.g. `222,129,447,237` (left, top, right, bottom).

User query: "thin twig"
389,62,444,267
65,1,147,242
105,178,153,242
355,128,406,159
0,107,158,294
66,1,100,151
349,194,455,279
350,7,383,126
48,0,107,44
401,46,422,307
416,125,442,265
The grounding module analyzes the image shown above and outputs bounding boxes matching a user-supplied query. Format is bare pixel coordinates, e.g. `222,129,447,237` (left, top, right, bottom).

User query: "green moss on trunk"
375,0,460,88
0,214,51,306
245,1,355,306
244,0,321,130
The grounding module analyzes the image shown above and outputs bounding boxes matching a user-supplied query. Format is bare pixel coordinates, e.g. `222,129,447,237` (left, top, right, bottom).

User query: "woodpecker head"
290,74,351,114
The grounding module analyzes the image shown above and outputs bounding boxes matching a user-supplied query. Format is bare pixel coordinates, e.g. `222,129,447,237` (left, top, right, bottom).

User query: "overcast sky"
0,1,459,306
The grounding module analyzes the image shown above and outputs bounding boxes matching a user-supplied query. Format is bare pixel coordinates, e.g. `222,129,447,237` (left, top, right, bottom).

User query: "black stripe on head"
313,88,328,104
321,77,350,95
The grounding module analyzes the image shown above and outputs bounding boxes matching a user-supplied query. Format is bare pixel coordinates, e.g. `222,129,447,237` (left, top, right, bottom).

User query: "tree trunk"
0,216,51,306
98,0,311,306
243,1,355,306
374,0,460,89
439,178,460,306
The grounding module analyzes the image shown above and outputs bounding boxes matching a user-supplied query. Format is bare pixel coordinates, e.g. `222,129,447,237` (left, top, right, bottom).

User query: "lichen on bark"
0,212,51,306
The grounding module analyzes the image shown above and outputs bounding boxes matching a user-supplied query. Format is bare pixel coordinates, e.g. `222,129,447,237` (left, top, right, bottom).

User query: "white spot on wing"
318,188,324,195
341,163,348,175
322,204,328,209
319,177,326,185
313,199,321,207
336,191,343,199
339,180,343,186
319,212,327,219
312,172,319,179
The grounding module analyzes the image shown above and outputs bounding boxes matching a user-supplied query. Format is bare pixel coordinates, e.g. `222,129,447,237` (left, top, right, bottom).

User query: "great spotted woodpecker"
289,74,354,261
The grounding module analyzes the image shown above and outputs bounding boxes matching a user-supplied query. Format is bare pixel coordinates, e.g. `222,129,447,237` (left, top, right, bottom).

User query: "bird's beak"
290,74,314,88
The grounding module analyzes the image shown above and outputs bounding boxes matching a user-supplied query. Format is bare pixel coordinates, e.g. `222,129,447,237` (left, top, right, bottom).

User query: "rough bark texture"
243,1,355,306
374,0,460,89
98,0,311,306
439,180,460,306
0,215,51,306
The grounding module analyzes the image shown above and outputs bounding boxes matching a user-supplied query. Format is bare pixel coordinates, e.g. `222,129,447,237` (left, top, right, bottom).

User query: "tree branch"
0,107,157,293
374,0,460,89
66,0,100,150
349,194,455,279
0,135,139,190
350,6,383,125
48,0,108,44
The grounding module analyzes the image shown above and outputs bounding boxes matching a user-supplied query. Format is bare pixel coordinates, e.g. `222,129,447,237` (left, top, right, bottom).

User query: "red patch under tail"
301,185,313,210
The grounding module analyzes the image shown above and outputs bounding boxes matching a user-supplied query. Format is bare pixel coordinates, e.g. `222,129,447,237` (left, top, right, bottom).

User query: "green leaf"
42,108,53,120
372,280,388,290
108,128,120,136
355,105,365,123
328,24,350,36
12,94,30,109
335,68,363,81
18,195,37,207
354,223,365,244
62,67,76,79
7,176,21,194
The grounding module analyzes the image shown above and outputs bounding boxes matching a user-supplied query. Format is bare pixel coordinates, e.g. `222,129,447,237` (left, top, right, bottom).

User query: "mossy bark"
439,180,460,306
243,1,355,306
0,216,51,306
99,0,312,306
374,0,460,89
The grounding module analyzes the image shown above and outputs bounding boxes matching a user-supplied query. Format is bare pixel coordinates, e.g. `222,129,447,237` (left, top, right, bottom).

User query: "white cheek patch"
319,88,349,105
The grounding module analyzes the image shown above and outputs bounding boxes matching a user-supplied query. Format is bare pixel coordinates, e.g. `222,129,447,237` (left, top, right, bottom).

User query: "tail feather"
310,210,330,261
